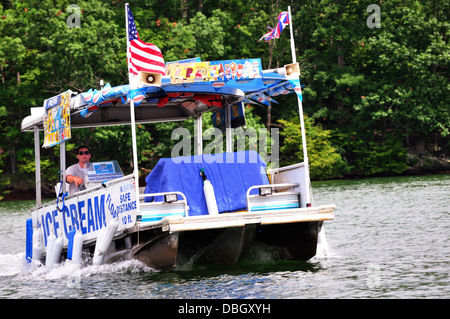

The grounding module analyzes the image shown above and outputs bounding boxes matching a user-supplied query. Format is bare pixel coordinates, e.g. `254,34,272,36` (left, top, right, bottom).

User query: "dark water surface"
0,174,448,299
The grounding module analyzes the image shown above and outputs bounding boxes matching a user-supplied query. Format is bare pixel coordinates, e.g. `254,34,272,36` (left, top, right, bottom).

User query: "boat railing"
137,191,189,225
60,174,135,199
267,162,312,208
246,183,301,212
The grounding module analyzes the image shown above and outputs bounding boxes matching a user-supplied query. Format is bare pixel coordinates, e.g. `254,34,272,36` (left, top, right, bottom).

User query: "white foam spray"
316,226,330,259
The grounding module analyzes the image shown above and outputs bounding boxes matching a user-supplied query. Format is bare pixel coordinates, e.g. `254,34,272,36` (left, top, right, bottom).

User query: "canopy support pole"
288,6,311,207
130,100,141,213
126,4,140,213
34,126,41,207
225,105,232,153
59,141,66,196
194,115,203,155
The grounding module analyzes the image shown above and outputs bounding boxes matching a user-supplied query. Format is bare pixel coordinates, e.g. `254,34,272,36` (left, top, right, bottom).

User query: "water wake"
316,226,330,259
0,252,157,284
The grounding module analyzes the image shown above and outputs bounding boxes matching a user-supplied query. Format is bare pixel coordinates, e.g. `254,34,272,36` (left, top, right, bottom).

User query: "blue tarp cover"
144,151,269,216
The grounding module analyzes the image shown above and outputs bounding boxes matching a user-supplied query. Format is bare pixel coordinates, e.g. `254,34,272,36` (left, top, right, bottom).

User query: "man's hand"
73,176,84,187
67,175,84,187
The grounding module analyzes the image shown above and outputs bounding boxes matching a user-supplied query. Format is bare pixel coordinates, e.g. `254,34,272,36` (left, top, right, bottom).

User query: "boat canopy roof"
21,58,299,132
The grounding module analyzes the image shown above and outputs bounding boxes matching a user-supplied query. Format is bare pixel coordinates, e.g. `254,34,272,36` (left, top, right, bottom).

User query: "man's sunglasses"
78,151,90,155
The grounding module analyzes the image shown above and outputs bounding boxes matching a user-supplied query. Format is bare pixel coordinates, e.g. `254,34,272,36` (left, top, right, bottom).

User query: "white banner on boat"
32,177,137,250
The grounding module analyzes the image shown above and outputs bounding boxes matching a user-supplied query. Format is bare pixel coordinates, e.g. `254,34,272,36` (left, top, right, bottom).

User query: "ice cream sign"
42,90,72,148
166,59,262,84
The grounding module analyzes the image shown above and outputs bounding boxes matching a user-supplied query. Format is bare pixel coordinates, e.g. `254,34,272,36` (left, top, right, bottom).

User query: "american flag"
126,4,165,82
258,11,290,42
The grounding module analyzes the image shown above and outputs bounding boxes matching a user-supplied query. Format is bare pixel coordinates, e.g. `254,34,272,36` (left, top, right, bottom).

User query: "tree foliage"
0,0,448,198
279,114,348,179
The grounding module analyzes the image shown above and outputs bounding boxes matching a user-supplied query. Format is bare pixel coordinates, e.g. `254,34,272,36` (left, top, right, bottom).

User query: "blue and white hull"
25,163,334,271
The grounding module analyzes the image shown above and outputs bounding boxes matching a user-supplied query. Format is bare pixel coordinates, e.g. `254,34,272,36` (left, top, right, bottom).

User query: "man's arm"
66,166,84,187
66,174,84,186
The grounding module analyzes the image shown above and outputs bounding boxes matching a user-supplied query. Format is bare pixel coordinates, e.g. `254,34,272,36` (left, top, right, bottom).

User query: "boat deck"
138,204,335,233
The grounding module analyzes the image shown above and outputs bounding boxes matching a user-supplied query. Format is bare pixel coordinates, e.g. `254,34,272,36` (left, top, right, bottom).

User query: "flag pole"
288,6,311,207
126,3,141,213
288,6,297,63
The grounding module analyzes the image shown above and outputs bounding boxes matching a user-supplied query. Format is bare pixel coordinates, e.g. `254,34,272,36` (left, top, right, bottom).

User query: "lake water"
0,174,448,300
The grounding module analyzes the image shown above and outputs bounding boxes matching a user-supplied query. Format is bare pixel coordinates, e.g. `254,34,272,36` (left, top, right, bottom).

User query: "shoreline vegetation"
1,1,448,201
3,153,449,202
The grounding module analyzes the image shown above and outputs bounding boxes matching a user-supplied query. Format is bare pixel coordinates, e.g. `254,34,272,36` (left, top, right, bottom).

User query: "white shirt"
66,162,92,195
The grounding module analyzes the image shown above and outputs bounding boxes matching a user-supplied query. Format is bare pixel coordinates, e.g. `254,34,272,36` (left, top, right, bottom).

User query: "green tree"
279,114,347,179
1,0,449,199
